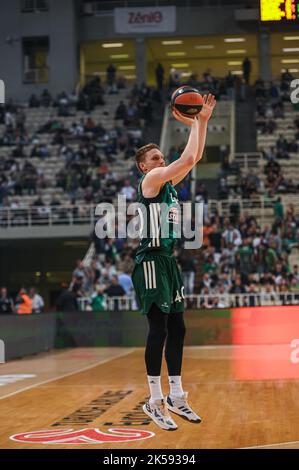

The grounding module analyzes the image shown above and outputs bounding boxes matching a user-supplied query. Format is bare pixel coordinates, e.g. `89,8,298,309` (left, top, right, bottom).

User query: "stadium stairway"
235,86,257,153
142,94,165,145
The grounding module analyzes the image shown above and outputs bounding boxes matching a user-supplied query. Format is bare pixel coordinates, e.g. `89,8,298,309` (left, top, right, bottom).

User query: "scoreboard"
260,0,299,22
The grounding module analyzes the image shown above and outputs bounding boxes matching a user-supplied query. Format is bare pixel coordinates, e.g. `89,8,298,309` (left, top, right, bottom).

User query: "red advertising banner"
232,306,299,380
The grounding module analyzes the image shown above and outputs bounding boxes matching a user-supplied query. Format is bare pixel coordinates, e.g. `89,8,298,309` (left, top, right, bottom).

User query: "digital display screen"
260,0,299,22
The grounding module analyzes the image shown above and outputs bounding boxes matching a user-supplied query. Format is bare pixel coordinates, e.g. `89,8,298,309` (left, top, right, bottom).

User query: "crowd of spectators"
198,203,299,308
0,77,160,219
60,196,299,312
1,68,299,311
0,287,44,314
218,71,299,199
167,67,246,102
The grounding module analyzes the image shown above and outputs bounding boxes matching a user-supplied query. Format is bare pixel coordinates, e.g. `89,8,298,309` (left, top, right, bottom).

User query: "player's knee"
177,322,186,339
148,327,167,344
168,320,186,340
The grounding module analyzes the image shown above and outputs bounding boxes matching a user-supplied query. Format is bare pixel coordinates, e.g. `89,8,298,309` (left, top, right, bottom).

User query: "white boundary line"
242,440,299,449
0,349,135,401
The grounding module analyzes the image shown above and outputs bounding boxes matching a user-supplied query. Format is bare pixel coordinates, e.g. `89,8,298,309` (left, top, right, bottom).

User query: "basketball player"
132,94,216,430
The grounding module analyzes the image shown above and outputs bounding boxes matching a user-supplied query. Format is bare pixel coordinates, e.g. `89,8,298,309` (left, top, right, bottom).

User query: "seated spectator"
120,179,136,201
105,275,126,297
28,94,40,108
40,89,52,107
118,271,134,296
115,101,127,120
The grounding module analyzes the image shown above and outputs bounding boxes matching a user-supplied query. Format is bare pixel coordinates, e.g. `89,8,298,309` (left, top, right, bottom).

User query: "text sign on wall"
114,6,176,34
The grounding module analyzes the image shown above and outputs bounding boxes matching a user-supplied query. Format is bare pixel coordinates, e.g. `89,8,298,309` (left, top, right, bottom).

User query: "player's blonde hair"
135,143,160,173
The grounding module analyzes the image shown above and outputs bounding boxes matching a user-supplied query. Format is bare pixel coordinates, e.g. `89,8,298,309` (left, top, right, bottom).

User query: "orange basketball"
171,86,203,117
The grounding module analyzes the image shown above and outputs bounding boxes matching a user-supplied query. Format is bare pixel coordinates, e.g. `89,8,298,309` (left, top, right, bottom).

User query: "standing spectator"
106,64,117,94
242,57,252,85
15,288,32,314
0,287,14,314
56,284,79,312
238,238,254,277
155,63,164,90
73,260,86,279
274,197,284,221
178,251,196,295
226,71,236,100
29,287,45,313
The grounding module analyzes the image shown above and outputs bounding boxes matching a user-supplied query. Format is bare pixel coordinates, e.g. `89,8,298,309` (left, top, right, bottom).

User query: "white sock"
147,376,163,403
168,376,184,398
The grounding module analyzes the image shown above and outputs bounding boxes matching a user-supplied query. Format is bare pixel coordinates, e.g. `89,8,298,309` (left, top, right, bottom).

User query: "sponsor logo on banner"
114,6,176,33
10,428,155,444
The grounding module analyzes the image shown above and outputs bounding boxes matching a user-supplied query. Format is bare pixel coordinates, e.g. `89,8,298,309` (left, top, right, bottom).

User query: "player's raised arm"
142,116,199,196
170,93,216,186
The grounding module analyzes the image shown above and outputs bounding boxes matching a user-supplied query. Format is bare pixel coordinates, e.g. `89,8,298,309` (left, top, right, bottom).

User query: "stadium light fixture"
162,40,183,45
110,54,129,59
171,63,189,68
224,38,245,43
283,48,299,52
166,52,186,57
281,68,298,72
118,65,136,70
194,45,214,50
281,59,299,63
102,43,124,48
227,61,242,65
227,49,247,54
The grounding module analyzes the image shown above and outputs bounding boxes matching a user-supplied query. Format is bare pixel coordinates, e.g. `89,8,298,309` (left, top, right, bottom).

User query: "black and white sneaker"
166,392,202,423
142,398,178,431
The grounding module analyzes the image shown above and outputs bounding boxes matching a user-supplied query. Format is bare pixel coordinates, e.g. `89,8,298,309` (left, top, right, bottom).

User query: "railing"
78,292,299,311
1,197,299,229
23,68,49,84
21,0,48,12
233,152,262,170
0,205,96,228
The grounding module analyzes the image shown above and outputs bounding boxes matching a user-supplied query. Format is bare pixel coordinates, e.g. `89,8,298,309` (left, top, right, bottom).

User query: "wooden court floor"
1,346,299,449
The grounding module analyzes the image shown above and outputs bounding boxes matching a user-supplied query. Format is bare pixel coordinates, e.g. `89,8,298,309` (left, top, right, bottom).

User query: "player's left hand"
172,107,195,126
198,94,216,122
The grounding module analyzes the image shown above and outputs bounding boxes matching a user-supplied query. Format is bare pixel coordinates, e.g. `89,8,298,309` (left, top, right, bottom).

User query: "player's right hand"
172,107,195,126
